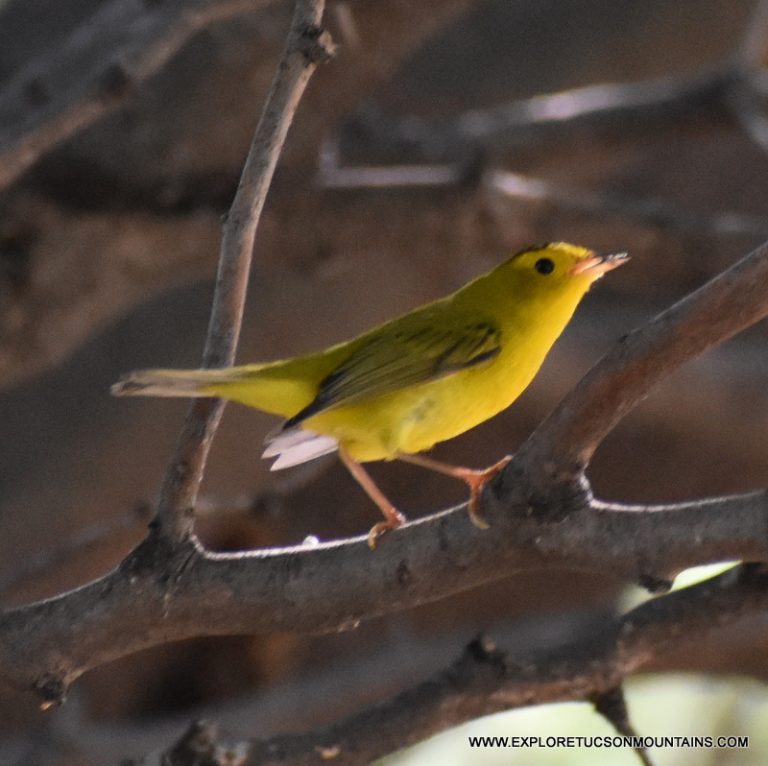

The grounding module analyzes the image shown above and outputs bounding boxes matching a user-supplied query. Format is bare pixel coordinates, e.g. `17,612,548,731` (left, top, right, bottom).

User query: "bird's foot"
397,452,511,529
367,509,407,549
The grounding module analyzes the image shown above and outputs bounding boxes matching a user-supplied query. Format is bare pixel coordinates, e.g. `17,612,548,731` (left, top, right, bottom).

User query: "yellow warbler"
113,243,627,545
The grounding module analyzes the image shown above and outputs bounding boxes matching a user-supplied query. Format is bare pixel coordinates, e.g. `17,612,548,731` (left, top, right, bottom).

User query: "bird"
113,242,627,546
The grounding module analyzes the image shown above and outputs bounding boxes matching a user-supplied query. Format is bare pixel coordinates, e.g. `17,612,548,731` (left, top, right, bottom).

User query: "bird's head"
492,242,628,306
507,242,627,285
454,242,628,320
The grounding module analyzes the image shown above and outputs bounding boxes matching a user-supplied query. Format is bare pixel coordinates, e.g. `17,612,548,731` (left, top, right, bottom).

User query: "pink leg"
339,448,406,549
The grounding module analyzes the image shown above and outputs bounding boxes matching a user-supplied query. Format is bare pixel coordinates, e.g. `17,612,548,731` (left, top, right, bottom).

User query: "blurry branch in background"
319,123,768,236
320,129,768,238
0,0,263,192
319,2,768,236
2,0,762,197
317,75,768,238
486,169,768,238
353,68,735,158
320,65,736,173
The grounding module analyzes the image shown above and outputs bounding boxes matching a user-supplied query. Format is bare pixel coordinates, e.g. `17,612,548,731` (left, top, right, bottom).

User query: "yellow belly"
303,348,536,462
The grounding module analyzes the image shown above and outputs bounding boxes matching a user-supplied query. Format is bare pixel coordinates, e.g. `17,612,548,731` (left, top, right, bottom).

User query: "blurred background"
1,0,768,763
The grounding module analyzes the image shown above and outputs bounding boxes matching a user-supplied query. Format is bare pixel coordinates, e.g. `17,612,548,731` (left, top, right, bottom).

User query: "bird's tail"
111,363,317,419
111,368,235,398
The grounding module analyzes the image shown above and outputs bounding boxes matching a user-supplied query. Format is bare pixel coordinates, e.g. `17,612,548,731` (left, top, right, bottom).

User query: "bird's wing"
283,308,501,427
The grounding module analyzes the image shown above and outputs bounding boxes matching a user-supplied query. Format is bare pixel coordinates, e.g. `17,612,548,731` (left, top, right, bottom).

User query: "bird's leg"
397,453,511,529
339,448,406,549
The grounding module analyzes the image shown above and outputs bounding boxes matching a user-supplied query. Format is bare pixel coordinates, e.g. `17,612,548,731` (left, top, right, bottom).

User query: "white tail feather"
263,428,338,470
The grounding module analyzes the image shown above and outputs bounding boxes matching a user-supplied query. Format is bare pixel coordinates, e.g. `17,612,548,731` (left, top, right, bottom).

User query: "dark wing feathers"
283,315,501,428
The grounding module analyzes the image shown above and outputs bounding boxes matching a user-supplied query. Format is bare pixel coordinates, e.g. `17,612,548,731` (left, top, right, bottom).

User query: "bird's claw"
461,455,512,529
367,509,406,549
468,493,490,530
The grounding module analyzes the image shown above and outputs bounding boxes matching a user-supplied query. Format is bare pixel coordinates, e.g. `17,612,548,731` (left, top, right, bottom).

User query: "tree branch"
144,565,766,765
487,169,768,238
153,0,334,543
317,151,768,238
343,67,736,164
515,238,768,492
1,484,766,702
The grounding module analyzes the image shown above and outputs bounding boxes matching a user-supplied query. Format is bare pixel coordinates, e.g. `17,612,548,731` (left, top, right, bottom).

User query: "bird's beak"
570,251,629,278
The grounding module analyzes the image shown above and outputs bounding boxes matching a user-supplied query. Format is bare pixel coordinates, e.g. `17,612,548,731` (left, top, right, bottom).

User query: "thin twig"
154,0,334,543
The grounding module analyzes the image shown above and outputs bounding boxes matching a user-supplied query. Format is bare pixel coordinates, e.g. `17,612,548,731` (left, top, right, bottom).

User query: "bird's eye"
534,257,555,275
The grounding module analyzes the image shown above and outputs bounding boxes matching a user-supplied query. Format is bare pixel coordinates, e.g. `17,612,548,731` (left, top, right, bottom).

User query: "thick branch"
154,0,334,543
516,238,768,487
0,0,262,192
1,486,766,701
